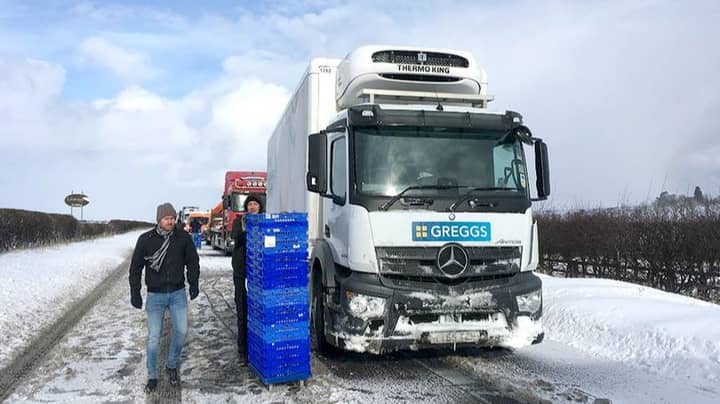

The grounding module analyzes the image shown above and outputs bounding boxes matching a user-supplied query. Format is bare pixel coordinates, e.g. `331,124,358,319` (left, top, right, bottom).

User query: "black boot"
166,367,180,386
144,379,158,393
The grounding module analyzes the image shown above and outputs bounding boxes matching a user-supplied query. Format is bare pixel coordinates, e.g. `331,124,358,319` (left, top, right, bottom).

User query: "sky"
0,0,719,221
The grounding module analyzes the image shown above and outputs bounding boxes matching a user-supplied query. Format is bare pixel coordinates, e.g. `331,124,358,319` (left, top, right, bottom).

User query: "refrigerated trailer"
267,45,550,354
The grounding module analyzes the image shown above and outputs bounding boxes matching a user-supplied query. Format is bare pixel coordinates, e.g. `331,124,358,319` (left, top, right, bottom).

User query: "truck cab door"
323,131,350,267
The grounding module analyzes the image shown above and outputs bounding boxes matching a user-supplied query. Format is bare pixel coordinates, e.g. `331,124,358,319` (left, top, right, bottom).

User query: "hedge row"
0,209,153,252
536,201,720,302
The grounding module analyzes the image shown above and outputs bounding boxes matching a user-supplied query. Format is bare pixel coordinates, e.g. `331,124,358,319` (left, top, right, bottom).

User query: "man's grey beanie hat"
156,203,177,223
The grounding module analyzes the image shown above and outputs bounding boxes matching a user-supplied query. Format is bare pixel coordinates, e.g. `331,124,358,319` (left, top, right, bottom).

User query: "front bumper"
324,271,543,354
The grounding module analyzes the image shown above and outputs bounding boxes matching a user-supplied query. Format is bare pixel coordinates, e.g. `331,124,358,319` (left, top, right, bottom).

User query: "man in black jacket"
129,202,200,393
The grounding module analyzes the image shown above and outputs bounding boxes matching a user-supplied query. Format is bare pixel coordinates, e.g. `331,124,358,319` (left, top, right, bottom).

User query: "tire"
312,269,340,357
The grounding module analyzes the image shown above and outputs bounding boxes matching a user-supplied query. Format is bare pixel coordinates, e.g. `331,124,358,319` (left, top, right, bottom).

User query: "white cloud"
211,80,288,135
0,56,289,219
95,86,167,112
75,36,159,82
70,2,188,28
0,58,64,112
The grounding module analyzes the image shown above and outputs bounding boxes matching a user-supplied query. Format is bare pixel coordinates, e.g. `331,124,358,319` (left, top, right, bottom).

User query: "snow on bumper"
325,271,544,354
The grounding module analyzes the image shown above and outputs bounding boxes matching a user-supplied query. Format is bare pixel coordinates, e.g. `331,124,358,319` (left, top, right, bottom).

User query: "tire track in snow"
0,256,131,402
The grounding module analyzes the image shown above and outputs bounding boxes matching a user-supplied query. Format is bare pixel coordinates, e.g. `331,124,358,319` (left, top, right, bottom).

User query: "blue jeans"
146,288,188,379
192,232,202,249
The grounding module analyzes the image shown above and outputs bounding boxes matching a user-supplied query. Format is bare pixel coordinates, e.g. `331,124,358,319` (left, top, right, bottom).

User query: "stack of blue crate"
245,212,311,385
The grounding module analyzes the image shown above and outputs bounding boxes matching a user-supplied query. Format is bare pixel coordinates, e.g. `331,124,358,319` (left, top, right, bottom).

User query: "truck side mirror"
534,141,551,199
307,132,328,194
222,195,229,209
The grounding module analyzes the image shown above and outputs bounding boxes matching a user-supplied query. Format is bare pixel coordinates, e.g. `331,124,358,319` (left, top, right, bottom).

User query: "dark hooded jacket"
231,193,265,276
129,227,200,294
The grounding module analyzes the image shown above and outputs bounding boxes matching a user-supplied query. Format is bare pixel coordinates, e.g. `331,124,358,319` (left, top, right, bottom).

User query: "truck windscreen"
354,127,528,198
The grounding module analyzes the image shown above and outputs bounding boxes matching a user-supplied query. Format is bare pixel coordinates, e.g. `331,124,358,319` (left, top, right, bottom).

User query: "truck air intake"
379,73,463,82
372,50,470,68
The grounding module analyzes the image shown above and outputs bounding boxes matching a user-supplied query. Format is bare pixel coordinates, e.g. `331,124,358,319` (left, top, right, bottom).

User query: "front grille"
372,50,469,68
382,273,516,290
376,246,521,290
379,74,462,82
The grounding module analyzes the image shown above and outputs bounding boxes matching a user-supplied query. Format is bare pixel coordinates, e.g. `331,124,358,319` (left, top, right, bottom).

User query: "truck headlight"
516,289,542,313
345,291,386,318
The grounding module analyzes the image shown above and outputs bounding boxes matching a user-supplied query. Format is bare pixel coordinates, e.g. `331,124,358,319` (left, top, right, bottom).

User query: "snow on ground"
6,247,292,404
452,274,720,403
7,246,509,404
0,230,146,368
541,274,720,386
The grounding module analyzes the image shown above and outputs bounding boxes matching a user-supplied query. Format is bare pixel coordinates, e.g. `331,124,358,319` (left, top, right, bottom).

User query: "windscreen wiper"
379,185,464,211
448,187,512,212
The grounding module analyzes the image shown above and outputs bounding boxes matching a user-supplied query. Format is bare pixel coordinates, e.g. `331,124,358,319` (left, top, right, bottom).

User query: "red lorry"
209,171,267,254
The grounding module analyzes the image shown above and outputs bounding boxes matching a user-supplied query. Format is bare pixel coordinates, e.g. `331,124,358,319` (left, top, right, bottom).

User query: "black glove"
189,284,199,300
131,292,143,309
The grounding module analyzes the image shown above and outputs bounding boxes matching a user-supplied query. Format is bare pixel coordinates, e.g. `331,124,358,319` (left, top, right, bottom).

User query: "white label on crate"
264,235,276,248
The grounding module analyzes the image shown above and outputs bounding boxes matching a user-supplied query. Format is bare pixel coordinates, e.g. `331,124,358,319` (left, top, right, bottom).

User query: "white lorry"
267,45,550,354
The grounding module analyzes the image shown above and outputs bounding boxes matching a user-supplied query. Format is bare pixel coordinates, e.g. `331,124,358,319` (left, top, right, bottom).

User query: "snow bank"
540,274,720,387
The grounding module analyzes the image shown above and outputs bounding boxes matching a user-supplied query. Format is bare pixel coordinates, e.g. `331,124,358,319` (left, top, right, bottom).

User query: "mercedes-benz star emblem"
436,243,469,278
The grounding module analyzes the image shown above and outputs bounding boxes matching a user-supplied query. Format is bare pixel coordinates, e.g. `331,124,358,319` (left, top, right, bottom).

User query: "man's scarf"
145,226,173,272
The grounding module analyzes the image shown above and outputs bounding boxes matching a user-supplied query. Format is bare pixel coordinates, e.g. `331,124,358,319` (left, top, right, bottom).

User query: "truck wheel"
312,269,339,357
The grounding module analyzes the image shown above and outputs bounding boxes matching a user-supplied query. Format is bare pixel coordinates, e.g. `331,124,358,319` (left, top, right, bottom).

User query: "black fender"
309,238,337,291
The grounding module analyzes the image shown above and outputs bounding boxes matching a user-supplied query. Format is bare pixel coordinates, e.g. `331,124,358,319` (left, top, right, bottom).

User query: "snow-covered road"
6,245,528,404
1,233,719,403
0,230,145,370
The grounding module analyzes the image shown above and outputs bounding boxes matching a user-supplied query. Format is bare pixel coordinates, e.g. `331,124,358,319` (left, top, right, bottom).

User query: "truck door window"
230,193,248,211
330,137,347,199
492,142,526,189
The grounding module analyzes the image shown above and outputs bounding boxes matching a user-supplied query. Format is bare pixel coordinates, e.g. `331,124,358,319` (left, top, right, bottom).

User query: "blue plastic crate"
248,226,307,236
247,223,308,237
249,349,310,375
247,259,308,276
247,271,309,290
248,319,310,341
248,334,310,363
248,236,307,247
247,237,309,254
249,233,307,245
247,258,308,273
246,268,308,282
246,212,308,225
247,250,308,265
249,362,311,386
250,224,307,236
247,286,308,305
249,300,309,323
248,331,311,379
